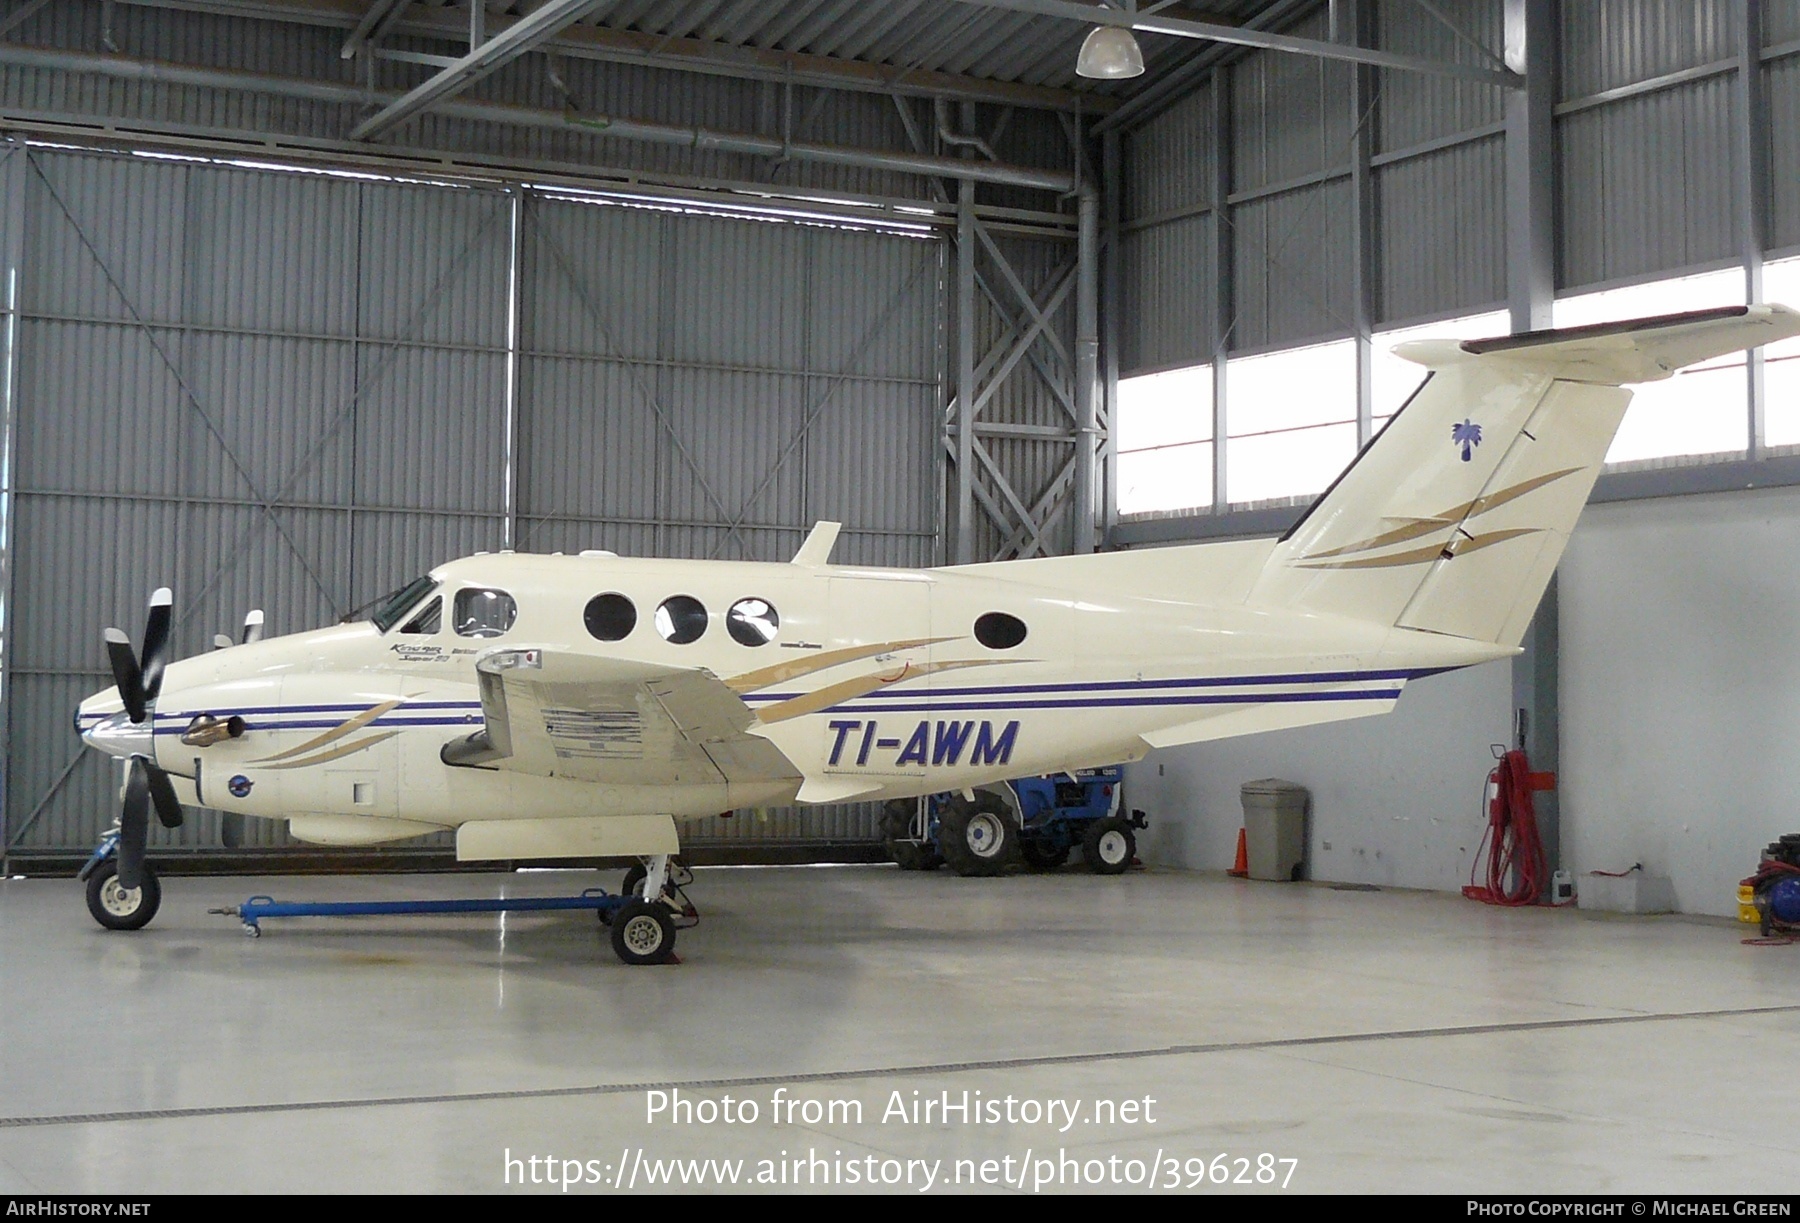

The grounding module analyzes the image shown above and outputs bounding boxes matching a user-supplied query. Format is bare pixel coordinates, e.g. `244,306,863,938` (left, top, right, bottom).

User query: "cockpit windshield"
370,575,439,633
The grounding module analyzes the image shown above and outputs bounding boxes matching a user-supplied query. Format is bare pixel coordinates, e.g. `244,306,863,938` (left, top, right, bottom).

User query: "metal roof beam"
942,0,1523,88
0,41,1075,191
350,0,612,141
112,0,1115,113
339,0,412,60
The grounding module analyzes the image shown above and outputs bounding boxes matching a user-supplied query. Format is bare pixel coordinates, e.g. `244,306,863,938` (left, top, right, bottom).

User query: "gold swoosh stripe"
1303,516,1457,559
260,731,400,770
1298,528,1543,570
1301,468,1584,561
250,700,403,764
755,659,1021,725
726,637,953,694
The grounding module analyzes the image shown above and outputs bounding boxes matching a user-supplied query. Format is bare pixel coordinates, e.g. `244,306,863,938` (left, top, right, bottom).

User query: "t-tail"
1249,305,1800,648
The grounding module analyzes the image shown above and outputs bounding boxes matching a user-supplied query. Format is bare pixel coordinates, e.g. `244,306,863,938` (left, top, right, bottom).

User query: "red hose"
1463,749,1550,907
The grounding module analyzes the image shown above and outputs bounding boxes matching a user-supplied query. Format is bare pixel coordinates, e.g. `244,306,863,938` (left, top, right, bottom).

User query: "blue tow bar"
218,888,627,937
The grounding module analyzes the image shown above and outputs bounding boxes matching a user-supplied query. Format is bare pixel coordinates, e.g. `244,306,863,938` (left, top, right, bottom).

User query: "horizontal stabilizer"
1395,304,1800,385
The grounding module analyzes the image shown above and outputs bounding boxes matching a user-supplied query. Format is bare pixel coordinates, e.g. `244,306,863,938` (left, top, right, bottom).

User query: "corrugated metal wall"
1119,0,1797,377
0,143,943,863
1120,3,1507,375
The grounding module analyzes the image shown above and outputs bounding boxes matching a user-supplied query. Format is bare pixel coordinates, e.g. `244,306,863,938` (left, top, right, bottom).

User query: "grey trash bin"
1240,778,1309,881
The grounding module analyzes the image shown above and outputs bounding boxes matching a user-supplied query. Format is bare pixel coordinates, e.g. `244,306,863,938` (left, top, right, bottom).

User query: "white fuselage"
75,546,1512,846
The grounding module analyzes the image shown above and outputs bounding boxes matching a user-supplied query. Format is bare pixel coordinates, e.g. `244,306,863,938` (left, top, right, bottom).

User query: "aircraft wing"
441,647,802,788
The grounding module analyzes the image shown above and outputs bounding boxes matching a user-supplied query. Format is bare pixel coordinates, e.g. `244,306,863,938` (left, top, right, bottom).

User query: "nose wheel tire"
85,860,161,931
1082,817,1136,875
609,899,676,965
938,792,1022,877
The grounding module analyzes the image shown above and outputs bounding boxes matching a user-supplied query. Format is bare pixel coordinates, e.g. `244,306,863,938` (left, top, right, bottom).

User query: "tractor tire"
938,791,1022,877
880,799,941,871
1082,816,1136,875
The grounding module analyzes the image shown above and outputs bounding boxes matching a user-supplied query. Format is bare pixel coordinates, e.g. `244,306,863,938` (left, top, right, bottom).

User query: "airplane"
72,304,1800,964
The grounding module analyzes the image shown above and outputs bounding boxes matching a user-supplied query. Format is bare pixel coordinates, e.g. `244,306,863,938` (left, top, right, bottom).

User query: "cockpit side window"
454,587,517,638
399,597,441,635
372,576,438,633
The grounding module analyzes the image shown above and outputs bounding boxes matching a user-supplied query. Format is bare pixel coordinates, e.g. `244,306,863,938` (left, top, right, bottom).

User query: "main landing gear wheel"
610,899,676,965
938,791,1022,877
1082,816,1136,875
880,799,941,871
85,860,161,931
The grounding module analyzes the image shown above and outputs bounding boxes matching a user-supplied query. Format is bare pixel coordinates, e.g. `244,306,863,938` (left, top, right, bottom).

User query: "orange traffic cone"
1228,827,1248,878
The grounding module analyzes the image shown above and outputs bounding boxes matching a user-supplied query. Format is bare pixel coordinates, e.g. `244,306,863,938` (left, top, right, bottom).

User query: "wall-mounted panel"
1560,0,1739,100
1376,134,1506,325
1122,84,1212,223
1557,76,1740,290
1768,54,1800,252
1374,0,1506,151
1229,180,1355,353
1230,10,1353,192
1119,212,1214,375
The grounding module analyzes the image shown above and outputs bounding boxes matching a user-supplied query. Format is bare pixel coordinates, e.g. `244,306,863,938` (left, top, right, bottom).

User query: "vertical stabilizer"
1249,305,1800,647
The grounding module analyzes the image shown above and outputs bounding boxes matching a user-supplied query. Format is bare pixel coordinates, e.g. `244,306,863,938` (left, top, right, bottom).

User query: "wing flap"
444,647,801,788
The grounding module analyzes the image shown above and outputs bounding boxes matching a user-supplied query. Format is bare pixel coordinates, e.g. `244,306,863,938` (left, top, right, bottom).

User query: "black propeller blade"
144,761,183,830
103,587,173,725
103,629,145,724
139,587,172,705
118,758,150,892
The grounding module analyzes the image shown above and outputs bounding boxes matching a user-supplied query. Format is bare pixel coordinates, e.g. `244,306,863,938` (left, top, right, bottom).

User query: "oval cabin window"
655,595,708,644
974,611,1027,650
584,593,636,642
726,598,779,647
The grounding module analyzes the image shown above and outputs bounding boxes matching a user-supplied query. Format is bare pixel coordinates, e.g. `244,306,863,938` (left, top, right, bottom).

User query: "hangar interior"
1,0,1798,1195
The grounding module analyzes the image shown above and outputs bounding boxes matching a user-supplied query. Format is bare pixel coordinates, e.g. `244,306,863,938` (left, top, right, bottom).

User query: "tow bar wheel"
85,861,162,931
610,898,676,965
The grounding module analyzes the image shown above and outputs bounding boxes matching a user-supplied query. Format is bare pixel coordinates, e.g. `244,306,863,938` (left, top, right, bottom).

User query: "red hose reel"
1463,748,1558,907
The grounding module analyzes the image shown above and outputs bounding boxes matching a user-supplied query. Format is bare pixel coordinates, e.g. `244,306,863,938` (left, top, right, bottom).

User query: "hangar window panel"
454,588,517,638
1116,366,1213,514
1119,443,1213,516
726,598,779,647
1759,257,1800,448
1228,422,1360,505
1225,340,1356,504
1554,269,1748,463
1370,311,1511,433
655,596,708,645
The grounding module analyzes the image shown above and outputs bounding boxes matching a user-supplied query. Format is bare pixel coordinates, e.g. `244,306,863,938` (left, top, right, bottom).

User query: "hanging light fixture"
1076,3,1144,79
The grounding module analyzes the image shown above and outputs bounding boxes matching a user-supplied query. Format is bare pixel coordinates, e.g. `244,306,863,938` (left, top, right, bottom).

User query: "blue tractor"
880,767,1146,877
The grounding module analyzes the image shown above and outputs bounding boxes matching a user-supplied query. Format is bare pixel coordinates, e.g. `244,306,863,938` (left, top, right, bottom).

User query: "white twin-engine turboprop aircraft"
74,305,1800,962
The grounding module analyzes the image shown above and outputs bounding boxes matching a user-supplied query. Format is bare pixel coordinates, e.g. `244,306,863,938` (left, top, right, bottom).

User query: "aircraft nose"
82,710,153,760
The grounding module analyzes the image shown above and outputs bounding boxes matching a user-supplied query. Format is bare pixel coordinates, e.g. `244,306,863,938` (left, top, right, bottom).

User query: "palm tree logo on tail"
1452,418,1482,462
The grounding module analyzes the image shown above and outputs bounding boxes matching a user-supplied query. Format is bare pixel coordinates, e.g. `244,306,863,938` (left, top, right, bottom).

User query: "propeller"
212,609,265,651
102,588,184,891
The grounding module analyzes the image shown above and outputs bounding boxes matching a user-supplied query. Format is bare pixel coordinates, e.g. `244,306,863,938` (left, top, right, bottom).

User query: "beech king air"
74,305,1800,963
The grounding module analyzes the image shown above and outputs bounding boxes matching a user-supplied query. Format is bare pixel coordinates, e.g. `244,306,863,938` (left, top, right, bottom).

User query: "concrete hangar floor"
0,864,1794,1195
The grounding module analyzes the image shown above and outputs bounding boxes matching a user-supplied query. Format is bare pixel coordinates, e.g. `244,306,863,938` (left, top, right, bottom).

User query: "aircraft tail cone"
1228,827,1248,878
